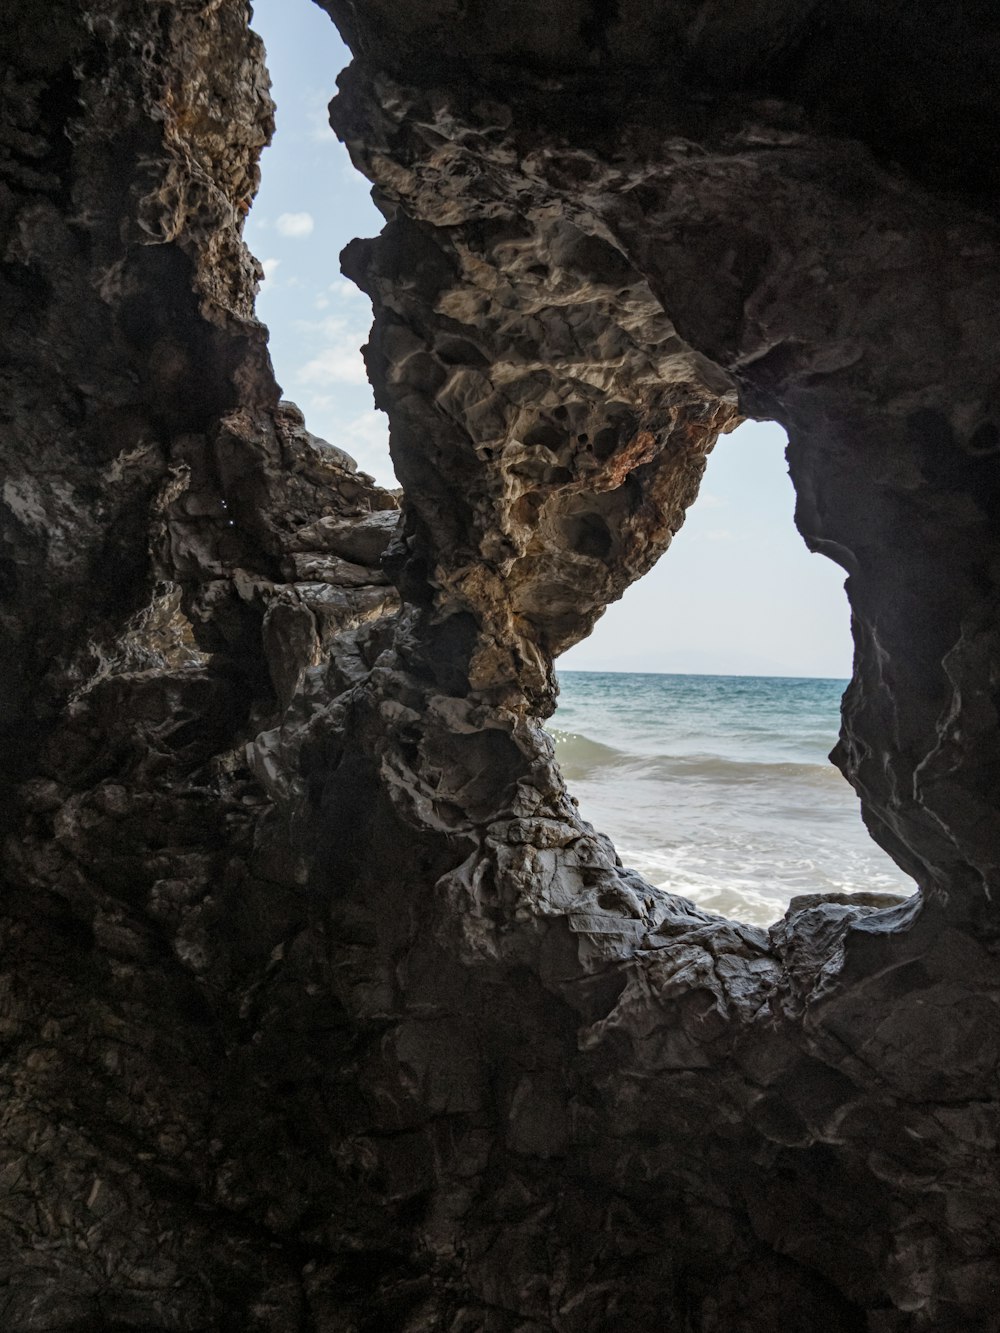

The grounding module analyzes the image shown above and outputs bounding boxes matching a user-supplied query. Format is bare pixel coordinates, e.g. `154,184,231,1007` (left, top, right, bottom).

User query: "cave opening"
551,419,916,925
247,0,916,931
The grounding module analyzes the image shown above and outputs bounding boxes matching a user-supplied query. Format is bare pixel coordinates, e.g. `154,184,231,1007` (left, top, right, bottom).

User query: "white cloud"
276,211,315,238
314,295,330,310
307,96,338,146
329,278,364,301
337,409,396,487
261,257,281,280
299,345,368,386
305,394,338,412
296,315,370,386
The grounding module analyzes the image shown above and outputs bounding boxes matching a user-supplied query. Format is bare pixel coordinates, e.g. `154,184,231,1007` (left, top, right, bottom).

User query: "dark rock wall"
2,1,1000,1329
2,2,399,1326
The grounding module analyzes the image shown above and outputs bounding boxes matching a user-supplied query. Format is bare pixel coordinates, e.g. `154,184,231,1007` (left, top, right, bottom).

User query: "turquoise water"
550,671,914,925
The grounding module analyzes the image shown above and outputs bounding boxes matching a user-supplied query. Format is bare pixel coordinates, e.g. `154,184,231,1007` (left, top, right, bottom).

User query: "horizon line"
556,667,851,681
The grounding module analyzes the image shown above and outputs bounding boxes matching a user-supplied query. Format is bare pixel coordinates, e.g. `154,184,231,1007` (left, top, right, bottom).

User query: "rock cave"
2,1,1000,1328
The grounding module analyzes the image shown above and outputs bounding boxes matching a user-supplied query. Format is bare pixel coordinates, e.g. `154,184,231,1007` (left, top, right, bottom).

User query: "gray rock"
3,1,1000,1329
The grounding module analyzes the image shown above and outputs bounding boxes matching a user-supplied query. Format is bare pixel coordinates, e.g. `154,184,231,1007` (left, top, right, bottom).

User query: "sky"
245,0,854,680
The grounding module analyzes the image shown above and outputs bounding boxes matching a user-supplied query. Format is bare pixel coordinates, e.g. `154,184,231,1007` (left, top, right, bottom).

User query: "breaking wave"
548,671,915,926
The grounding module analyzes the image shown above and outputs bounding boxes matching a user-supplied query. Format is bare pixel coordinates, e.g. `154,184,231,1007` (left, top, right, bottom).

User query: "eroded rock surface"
2,1,1000,1329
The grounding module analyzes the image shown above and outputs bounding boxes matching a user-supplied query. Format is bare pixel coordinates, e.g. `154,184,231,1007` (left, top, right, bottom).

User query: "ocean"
550,671,914,926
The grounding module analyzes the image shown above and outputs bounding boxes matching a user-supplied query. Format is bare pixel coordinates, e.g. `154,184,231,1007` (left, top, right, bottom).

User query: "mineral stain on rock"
2,1,1000,1329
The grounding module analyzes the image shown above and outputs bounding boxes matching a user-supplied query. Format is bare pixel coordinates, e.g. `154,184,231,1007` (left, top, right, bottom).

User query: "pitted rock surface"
2,1,1000,1330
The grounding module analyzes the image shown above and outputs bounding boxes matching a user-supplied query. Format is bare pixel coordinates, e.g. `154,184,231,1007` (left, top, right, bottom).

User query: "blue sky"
246,0,854,679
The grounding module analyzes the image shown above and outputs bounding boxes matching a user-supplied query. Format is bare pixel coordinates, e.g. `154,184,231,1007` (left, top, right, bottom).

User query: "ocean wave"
643,753,844,788
549,729,629,772
610,840,913,927
549,674,914,926
551,729,842,787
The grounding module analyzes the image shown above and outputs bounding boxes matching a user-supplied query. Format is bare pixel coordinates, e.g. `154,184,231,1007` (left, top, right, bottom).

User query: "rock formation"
2,1,1000,1328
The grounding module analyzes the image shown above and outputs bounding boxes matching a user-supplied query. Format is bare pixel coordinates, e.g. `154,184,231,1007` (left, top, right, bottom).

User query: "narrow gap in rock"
246,0,396,488
552,421,916,925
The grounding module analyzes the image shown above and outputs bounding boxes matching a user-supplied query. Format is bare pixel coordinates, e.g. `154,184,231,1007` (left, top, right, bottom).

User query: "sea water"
550,671,914,926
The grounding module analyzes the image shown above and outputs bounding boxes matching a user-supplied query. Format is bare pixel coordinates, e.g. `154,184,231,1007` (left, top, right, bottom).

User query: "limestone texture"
2,1,1000,1329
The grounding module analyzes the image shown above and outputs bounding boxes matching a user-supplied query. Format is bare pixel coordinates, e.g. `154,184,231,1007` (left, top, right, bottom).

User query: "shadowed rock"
2,1,999,1329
